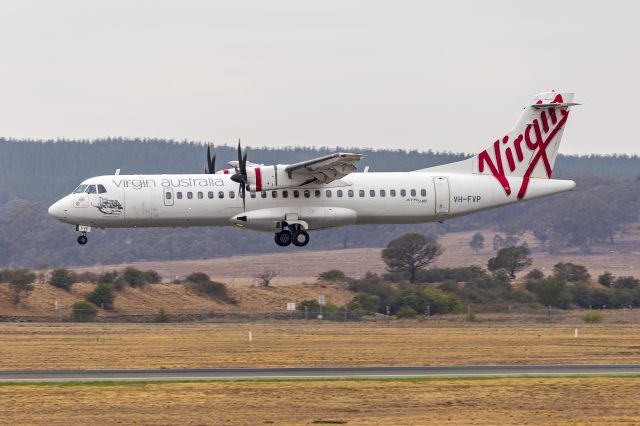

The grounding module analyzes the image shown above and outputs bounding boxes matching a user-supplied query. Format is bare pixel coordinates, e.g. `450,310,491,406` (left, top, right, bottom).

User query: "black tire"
292,229,310,247
275,230,292,247
77,235,88,245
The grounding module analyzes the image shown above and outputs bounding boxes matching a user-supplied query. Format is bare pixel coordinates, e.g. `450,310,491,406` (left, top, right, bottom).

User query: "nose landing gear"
77,234,88,245
75,225,91,245
275,222,309,247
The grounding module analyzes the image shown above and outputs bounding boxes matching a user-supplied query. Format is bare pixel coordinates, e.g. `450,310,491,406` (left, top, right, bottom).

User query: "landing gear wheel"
292,229,310,247
274,230,292,247
77,235,88,245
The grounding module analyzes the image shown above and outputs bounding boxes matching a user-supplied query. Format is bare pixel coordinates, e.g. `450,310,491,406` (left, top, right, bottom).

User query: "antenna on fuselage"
114,169,121,175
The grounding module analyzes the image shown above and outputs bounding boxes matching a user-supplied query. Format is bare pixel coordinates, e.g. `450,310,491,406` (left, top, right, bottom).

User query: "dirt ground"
71,228,640,283
1,322,640,370
1,377,639,425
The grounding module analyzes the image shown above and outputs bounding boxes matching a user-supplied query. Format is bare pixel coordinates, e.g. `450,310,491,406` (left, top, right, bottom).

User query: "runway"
1,364,639,382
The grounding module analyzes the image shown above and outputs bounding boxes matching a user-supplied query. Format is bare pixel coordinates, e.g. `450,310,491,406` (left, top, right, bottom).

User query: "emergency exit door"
163,188,174,206
434,177,450,215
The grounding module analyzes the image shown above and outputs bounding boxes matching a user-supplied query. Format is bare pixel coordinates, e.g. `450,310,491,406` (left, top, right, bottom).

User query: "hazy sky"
1,0,638,154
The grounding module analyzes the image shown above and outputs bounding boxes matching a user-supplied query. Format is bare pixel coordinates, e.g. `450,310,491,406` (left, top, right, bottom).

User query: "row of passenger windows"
166,188,427,200
73,184,108,194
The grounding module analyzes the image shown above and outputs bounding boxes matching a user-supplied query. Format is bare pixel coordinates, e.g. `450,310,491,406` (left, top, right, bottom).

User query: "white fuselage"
48,171,576,232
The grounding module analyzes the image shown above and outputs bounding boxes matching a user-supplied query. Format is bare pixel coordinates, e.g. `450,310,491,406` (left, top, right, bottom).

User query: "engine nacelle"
245,165,309,192
230,207,357,231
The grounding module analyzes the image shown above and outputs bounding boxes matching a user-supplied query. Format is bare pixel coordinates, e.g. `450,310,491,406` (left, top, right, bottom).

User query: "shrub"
582,311,603,324
144,270,161,284
154,309,170,323
396,305,418,319
187,273,235,303
347,272,395,306
466,311,477,322
71,301,98,322
49,268,77,290
317,270,347,282
122,267,147,288
553,262,591,282
86,283,116,309
5,269,36,305
415,266,487,284
348,293,380,312
524,269,544,280
613,276,640,290
297,300,321,311
75,271,99,283
530,277,572,308
598,271,614,287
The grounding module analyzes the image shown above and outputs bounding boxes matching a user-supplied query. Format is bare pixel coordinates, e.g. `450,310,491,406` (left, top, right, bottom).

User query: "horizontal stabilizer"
532,102,580,109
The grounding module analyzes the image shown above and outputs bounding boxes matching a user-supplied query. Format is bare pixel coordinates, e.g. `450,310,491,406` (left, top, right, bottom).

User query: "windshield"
73,184,88,194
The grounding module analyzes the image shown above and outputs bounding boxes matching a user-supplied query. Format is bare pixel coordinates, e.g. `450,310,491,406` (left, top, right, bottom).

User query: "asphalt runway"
1,364,639,383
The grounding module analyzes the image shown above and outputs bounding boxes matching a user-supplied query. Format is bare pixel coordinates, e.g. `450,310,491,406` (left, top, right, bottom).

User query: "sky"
0,0,639,155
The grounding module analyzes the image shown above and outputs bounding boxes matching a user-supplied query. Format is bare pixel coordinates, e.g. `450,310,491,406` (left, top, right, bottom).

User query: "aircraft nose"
48,200,66,219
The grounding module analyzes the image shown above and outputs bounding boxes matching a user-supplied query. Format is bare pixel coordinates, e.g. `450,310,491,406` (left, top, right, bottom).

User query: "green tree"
122,267,146,288
71,301,98,322
487,245,532,279
49,268,77,291
469,232,485,252
396,306,418,319
317,270,347,282
598,271,614,287
86,283,116,309
613,276,640,290
144,270,161,284
6,269,36,305
531,277,572,308
552,262,590,282
382,233,444,283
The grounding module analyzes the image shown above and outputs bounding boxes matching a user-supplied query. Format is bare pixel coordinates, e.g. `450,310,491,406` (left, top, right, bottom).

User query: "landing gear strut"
275,222,309,247
77,234,88,245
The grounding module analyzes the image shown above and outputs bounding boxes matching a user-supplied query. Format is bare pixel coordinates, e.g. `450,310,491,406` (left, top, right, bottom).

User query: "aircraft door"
163,188,174,206
434,177,450,215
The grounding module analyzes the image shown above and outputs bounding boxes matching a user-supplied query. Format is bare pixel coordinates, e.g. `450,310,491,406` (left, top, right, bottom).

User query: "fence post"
305,306,308,320
344,306,348,322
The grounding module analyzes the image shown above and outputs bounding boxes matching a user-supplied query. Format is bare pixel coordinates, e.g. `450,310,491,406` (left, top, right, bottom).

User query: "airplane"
48,91,579,247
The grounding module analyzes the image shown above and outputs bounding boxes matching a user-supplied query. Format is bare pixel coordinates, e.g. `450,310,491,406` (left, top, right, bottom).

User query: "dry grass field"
1,322,640,370
1,377,639,425
71,228,640,284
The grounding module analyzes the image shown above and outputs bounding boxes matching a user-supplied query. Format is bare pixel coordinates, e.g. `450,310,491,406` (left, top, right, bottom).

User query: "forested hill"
0,138,638,268
0,138,639,204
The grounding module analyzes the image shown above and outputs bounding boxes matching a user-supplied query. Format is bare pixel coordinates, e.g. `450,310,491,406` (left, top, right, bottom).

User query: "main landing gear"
275,222,309,247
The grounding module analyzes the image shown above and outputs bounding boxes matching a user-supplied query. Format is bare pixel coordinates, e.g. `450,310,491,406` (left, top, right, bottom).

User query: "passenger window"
380,189,386,197
411,189,417,196
165,192,172,200
98,184,107,194
326,190,332,198
250,192,256,199
198,192,203,199
177,192,183,199
400,189,406,197
421,189,427,196
85,185,97,194
390,189,396,197
229,191,235,199
369,190,375,197
218,191,224,199
73,184,88,194
272,191,278,198
348,190,354,197
315,190,321,198
282,190,288,198
261,191,267,198
359,190,365,197
293,190,299,198
187,192,193,199
337,190,343,198
304,190,310,198
208,191,214,199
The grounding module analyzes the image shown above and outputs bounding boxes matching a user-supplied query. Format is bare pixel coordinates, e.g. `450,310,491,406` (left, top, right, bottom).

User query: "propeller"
230,139,248,210
204,144,216,174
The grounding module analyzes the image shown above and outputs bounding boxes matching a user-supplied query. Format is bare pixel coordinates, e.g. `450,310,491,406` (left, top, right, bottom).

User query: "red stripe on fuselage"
255,167,262,192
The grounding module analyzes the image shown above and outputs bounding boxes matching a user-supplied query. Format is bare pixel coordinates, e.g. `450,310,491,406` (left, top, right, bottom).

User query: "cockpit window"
98,184,107,194
73,184,88,194
85,185,97,194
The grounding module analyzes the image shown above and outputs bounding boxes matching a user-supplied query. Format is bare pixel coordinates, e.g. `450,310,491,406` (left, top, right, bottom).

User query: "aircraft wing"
284,152,365,184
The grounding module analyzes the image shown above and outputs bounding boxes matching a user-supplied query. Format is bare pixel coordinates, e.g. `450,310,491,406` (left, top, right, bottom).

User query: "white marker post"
248,331,253,342
574,328,579,338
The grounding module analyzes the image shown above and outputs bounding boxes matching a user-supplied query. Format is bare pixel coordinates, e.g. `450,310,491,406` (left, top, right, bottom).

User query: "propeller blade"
205,144,216,174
